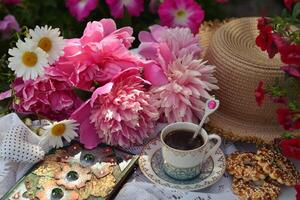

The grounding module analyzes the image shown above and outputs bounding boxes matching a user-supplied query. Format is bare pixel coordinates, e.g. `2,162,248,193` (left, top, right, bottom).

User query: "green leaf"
292,3,300,19
282,132,292,139
73,88,92,101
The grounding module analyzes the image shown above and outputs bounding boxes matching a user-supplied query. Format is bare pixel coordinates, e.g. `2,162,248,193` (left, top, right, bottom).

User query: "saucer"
139,138,226,191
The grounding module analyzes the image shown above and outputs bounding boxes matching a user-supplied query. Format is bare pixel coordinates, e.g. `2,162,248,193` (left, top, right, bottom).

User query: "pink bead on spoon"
192,98,220,139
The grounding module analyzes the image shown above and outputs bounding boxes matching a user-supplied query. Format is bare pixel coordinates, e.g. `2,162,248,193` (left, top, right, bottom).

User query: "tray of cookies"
2,142,138,200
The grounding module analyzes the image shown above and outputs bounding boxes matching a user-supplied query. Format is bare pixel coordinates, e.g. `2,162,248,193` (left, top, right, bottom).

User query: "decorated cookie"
89,175,116,197
256,147,300,186
10,191,20,200
55,164,92,190
36,178,79,200
33,161,62,177
227,152,266,181
232,177,281,200
45,150,70,162
91,162,113,178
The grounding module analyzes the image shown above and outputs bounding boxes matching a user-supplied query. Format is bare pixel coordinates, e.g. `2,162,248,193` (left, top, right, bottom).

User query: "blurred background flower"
105,0,144,18
65,0,99,21
158,0,205,33
0,15,20,39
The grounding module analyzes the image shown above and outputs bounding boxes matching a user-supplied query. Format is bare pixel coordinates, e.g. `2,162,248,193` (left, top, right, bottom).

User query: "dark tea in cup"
163,129,204,150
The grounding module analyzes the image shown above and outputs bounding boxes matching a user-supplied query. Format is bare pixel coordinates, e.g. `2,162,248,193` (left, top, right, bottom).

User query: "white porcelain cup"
160,122,222,180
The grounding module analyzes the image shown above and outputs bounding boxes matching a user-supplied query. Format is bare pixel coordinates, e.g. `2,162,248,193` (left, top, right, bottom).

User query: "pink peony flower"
158,0,205,33
147,52,218,123
65,0,98,21
3,0,21,4
71,68,159,148
12,67,82,121
0,15,20,39
138,25,202,60
54,19,143,90
105,0,144,18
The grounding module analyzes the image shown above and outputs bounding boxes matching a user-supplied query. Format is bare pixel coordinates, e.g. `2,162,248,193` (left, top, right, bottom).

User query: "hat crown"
205,17,283,142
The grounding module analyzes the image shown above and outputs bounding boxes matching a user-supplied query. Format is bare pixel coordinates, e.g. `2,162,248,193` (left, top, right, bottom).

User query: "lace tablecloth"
0,119,298,200
115,141,299,200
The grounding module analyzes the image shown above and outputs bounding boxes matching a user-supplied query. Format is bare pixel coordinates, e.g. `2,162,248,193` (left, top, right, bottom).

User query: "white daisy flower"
8,39,48,80
29,25,64,64
41,120,79,149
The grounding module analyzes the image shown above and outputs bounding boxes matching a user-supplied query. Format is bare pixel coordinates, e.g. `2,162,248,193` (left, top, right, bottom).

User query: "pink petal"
143,62,168,86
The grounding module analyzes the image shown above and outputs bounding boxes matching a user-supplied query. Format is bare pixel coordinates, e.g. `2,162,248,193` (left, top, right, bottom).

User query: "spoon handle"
192,114,207,139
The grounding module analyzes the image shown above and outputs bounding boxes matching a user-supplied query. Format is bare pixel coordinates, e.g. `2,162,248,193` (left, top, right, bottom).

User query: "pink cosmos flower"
150,54,218,123
158,0,205,33
3,0,21,4
71,68,159,148
105,0,144,19
0,15,20,39
138,25,202,60
54,19,142,90
12,67,82,121
65,0,98,21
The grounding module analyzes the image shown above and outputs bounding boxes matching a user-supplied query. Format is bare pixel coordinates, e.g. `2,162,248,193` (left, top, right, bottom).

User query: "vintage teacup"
160,122,222,180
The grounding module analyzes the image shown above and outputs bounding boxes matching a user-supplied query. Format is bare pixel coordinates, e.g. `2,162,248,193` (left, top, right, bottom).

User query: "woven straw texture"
204,17,284,144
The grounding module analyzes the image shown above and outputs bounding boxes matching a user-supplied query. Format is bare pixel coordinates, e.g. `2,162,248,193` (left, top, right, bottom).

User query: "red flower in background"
277,108,300,130
284,0,300,10
255,81,265,106
296,184,300,200
256,18,278,58
282,65,300,79
279,44,300,66
280,138,300,160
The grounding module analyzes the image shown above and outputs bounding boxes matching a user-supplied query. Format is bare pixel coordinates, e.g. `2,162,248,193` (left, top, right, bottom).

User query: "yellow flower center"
176,10,186,17
38,37,52,52
22,52,38,67
51,123,66,136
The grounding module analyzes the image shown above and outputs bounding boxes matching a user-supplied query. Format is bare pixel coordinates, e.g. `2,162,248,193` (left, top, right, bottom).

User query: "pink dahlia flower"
65,0,98,21
3,0,21,4
54,19,142,90
138,25,202,60
105,0,144,18
158,0,205,33
0,15,20,39
71,68,159,148
148,53,218,123
12,67,82,121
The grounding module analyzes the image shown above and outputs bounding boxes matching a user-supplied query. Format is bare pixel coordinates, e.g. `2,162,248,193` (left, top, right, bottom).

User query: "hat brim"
206,112,283,144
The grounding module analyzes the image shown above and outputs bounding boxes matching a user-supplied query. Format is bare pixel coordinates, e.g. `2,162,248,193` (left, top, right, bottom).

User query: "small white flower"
41,120,79,149
29,25,64,64
8,39,48,80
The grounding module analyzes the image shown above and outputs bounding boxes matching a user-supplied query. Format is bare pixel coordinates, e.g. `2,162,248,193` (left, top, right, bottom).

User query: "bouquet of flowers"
255,1,300,159
0,17,219,149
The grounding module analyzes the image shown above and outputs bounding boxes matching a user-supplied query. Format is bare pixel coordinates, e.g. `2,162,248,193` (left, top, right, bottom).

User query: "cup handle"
204,134,221,161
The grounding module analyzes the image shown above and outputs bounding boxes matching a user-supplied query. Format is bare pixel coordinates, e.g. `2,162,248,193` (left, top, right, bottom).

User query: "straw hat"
200,17,284,144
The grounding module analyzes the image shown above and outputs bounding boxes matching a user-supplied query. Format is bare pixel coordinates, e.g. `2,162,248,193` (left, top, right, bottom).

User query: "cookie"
232,177,281,200
227,152,266,181
256,147,300,186
55,164,92,190
33,161,62,177
36,178,79,200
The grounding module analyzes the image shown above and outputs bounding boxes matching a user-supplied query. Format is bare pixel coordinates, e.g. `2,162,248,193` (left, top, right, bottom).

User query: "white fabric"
116,140,300,200
0,113,44,198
